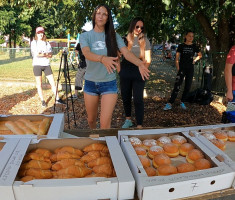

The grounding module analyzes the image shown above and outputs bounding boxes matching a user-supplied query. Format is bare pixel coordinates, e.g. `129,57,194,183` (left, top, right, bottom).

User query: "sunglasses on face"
135,25,144,31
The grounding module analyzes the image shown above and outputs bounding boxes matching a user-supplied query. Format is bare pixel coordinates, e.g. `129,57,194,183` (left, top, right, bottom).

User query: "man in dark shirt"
164,31,202,110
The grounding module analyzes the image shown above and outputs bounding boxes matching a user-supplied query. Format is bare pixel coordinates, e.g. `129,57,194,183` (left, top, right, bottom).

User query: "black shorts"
33,65,53,76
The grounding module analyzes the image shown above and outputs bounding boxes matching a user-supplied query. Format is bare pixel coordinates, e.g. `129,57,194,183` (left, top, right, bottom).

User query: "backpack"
185,88,213,105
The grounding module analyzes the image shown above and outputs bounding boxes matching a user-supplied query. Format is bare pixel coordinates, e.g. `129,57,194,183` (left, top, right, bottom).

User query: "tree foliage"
0,0,234,91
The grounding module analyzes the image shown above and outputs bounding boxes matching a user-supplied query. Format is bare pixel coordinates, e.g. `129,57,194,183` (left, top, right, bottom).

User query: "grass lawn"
0,49,77,83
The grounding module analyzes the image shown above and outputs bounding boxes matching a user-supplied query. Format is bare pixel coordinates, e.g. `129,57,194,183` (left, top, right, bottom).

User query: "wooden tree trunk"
211,53,227,93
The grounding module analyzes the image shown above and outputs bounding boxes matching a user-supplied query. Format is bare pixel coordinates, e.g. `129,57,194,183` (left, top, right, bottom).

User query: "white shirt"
31,40,52,66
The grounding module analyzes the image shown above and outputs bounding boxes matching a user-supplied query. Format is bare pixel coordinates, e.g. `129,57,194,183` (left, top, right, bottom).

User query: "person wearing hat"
31,26,65,106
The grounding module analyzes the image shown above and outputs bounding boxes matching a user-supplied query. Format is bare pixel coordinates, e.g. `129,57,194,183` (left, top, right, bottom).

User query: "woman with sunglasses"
31,27,64,107
119,17,152,129
80,5,150,129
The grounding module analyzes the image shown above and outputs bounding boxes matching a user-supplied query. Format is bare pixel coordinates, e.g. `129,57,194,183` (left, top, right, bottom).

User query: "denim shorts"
84,79,118,96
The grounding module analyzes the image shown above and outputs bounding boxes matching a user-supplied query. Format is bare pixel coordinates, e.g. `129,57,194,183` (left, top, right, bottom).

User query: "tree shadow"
0,88,37,114
0,56,32,66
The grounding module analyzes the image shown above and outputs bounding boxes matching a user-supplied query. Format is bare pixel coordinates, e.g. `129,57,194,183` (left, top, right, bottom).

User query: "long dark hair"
92,4,118,57
126,17,146,60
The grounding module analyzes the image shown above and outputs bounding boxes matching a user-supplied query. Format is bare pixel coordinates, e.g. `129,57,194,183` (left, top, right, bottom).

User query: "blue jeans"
84,79,118,96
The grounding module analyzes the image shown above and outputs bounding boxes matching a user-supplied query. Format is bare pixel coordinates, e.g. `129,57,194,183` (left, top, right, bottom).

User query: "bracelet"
99,55,104,63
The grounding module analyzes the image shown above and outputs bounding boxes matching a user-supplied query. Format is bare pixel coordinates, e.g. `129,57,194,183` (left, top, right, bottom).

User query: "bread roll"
20,160,51,170
210,139,226,151
31,148,52,158
153,154,171,168
52,159,84,171
179,143,194,156
138,155,151,168
56,165,92,178
194,158,211,170
50,152,81,162
171,135,187,146
93,164,113,176
186,149,204,163
23,152,50,163
163,143,179,158
55,146,83,156
157,136,171,147
227,131,235,142
134,147,147,156
18,118,38,133
177,162,195,173
0,121,9,130
21,176,35,182
129,137,143,147
157,164,177,176
213,131,228,142
4,121,25,135
202,132,216,141
144,167,157,177
142,139,157,150
87,157,112,168
37,118,50,135
147,146,164,159
19,168,53,179
83,143,108,152
15,120,34,134
80,151,101,163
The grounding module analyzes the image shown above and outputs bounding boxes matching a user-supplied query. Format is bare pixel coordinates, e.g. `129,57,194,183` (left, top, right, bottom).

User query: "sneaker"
41,100,47,107
56,98,66,105
122,119,133,128
163,103,172,110
180,102,187,110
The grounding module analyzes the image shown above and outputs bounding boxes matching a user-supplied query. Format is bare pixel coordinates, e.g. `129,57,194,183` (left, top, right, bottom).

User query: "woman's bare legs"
35,76,44,101
100,94,117,129
46,74,59,100
84,93,99,129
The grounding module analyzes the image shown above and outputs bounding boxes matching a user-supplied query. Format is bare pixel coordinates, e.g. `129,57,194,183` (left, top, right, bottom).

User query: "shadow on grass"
0,56,32,66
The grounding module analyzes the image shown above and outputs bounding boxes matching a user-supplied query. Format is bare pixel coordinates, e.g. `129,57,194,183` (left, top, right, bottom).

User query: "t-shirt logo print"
92,41,106,50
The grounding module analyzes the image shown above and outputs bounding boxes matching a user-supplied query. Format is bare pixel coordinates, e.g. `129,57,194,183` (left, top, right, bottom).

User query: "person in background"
224,45,235,101
73,40,87,98
163,30,202,110
80,4,150,129
119,17,151,129
31,26,65,107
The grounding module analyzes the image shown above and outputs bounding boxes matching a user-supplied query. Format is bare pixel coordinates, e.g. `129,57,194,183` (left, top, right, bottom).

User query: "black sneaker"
41,100,47,107
56,98,66,105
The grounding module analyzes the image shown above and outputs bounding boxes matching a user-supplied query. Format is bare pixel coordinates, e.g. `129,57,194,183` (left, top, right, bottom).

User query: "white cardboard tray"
0,136,135,200
0,113,64,139
119,128,235,200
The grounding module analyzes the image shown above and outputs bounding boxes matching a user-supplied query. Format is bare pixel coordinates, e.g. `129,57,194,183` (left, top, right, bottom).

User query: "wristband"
99,55,104,63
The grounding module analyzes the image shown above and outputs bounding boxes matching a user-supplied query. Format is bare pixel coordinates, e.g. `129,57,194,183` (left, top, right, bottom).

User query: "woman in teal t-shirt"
80,4,150,129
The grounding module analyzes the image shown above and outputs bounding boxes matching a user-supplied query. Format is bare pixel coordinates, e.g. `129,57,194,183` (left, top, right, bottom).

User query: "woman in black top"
164,30,202,110
119,17,152,128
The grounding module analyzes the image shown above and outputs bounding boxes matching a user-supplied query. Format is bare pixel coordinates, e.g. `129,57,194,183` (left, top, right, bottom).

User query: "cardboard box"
0,114,64,139
0,138,21,177
190,125,235,170
0,138,31,200
119,129,235,200
1,137,135,200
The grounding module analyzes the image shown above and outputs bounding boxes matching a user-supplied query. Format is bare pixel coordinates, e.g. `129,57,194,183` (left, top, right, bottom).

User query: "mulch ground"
0,82,226,130
0,56,227,130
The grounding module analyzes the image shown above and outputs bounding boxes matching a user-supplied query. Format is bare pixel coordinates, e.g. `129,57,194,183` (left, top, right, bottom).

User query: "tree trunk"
211,52,227,93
